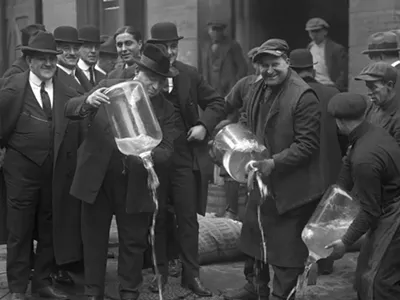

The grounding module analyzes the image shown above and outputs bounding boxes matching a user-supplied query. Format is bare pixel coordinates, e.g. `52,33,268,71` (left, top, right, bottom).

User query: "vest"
7,85,53,166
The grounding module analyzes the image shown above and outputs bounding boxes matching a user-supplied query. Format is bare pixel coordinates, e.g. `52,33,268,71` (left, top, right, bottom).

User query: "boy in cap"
223,39,322,300
306,17,348,92
326,92,400,300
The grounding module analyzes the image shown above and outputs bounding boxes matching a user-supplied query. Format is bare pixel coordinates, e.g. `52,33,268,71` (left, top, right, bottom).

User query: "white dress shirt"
78,59,95,82
29,71,54,109
392,60,400,67
95,64,107,75
167,78,173,93
310,40,335,86
57,64,80,83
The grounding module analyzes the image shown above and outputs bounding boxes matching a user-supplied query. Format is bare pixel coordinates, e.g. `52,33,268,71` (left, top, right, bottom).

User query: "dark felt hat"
100,35,110,43
54,26,82,44
207,20,227,29
20,31,62,55
134,43,178,78
289,48,317,69
99,36,118,56
362,31,400,54
253,39,289,62
305,18,329,31
327,92,367,120
147,22,183,43
20,24,46,47
78,25,101,44
355,61,398,83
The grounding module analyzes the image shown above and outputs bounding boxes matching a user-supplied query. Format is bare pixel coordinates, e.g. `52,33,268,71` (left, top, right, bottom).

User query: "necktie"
40,82,52,120
89,67,95,86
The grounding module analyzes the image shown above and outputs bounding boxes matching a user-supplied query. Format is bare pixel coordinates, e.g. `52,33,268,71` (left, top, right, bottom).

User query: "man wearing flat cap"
54,25,92,94
201,20,247,97
77,25,105,86
224,39,322,300
2,24,46,79
146,21,225,297
65,43,180,300
95,36,119,76
325,92,400,300
306,17,348,92
0,31,82,300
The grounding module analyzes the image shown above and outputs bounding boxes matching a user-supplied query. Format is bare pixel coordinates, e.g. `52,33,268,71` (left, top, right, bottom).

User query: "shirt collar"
29,71,52,87
78,59,91,71
57,64,75,76
348,121,370,146
95,64,106,75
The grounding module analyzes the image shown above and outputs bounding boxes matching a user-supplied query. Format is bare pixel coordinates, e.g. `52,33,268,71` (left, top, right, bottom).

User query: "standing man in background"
95,36,119,76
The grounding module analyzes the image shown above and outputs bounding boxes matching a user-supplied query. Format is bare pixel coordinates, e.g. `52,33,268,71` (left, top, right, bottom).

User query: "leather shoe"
223,286,268,300
34,286,69,299
148,275,167,293
51,270,74,285
10,293,25,300
181,277,212,297
87,297,104,300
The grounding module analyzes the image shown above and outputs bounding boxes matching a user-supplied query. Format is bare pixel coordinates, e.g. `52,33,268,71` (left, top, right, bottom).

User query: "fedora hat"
20,31,62,55
289,48,316,68
99,36,118,56
134,43,178,78
54,26,82,44
362,31,400,54
147,22,183,43
20,24,46,47
78,25,101,44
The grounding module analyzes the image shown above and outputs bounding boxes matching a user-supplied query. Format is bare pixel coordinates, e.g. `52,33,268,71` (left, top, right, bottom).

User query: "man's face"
257,54,290,86
366,80,393,107
208,26,224,42
163,41,179,65
79,42,100,65
27,54,57,81
56,42,80,69
308,28,327,44
115,33,142,65
136,70,167,97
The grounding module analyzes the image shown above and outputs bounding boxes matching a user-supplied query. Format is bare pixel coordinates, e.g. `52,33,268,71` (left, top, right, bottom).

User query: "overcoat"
2,57,29,78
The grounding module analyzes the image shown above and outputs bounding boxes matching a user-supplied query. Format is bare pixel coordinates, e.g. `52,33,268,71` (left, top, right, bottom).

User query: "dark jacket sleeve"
2,66,23,79
334,44,348,92
231,41,248,81
336,155,354,192
195,71,226,133
225,76,248,116
272,91,320,171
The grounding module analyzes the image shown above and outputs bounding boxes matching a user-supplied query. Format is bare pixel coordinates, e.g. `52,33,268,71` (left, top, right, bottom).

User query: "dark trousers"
155,167,199,279
3,150,54,292
243,258,303,300
223,178,240,215
82,158,151,299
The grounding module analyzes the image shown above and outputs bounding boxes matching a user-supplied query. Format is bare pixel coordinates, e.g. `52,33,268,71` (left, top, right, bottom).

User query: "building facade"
0,0,399,93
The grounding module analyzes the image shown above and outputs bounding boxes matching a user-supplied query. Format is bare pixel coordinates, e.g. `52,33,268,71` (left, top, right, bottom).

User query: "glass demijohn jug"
302,185,359,262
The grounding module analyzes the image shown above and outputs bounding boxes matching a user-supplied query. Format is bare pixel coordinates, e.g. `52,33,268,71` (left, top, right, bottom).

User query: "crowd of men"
0,15,399,300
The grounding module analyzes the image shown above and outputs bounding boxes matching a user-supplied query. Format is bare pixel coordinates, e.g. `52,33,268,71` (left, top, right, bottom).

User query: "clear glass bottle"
211,123,268,183
103,80,163,160
302,185,359,261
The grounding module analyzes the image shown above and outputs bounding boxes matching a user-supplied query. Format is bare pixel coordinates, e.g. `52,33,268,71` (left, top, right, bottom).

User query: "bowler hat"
54,26,82,44
362,31,400,54
78,25,101,44
355,61,397,83
207,20,227,29
253,39,289,62
134,43,178,78
20,24,46,47
147,22,184,43
327,93,367,120
99,36,118,57
289,48,317,69
20,31,62,55
305,18,329,31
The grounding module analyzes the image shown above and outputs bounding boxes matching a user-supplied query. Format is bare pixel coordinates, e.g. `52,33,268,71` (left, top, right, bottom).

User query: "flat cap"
327,92,367,120
207,20,227,29
253,39,289,62
305,18,329,31
247,47,259,59
355,61,397,83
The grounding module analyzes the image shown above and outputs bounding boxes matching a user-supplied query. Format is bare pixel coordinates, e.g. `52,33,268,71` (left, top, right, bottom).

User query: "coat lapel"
247,76,264,132
76,68,93,92
174,63,192,128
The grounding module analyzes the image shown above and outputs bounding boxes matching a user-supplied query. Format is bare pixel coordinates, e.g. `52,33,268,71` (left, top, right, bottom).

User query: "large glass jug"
210,123,268,183
103,80,162,160
302,185,359,262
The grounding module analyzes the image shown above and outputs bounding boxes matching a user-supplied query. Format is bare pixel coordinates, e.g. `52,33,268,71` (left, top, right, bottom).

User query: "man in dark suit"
147,22,225,297
0,32,81,300
65,43,180,300
77,25,105,86
2,24,45,78
306,17,348,92
95,36,119,76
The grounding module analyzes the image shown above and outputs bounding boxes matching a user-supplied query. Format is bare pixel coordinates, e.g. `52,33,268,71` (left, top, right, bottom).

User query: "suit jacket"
201,39,248,97
56,67,92,94
2,57,28,79
173,60,226,214
64,76,180,214
308,38,348,92
77,64,107,87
